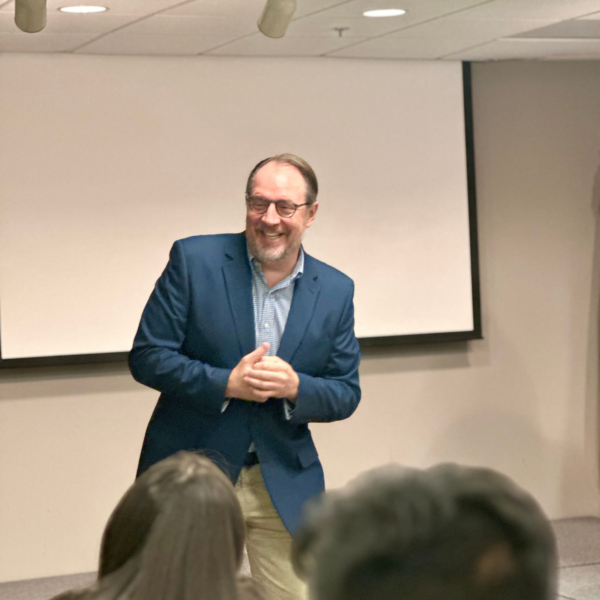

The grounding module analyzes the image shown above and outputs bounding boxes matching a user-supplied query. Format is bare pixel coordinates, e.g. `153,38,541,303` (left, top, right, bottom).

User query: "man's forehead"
251,163,307,200
254,162,303,183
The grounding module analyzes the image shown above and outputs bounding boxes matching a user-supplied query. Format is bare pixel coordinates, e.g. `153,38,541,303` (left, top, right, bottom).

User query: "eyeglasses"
246,195,310,218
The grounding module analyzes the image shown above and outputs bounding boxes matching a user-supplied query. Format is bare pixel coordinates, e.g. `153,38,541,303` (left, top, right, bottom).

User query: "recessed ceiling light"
363,9,406,17
59,5,107,13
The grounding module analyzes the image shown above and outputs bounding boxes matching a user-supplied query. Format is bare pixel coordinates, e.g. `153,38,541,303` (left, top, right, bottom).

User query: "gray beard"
248,235,302,265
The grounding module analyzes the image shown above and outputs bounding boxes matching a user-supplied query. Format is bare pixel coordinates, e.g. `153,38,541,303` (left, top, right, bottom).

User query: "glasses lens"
248,197,269,213
276,201,296,218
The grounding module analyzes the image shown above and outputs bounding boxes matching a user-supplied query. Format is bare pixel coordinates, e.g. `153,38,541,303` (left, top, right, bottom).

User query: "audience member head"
56,451,250,600
293,463,557,600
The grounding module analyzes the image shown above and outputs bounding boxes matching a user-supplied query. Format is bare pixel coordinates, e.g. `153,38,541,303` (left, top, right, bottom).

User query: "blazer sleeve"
289,283,361,425
128,240,231,415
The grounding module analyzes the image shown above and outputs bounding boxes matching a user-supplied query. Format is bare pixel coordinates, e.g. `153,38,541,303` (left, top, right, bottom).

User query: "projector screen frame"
0,62,481,369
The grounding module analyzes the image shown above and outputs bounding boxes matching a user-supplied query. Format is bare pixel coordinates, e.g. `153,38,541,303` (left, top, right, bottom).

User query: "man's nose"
262,203,281,225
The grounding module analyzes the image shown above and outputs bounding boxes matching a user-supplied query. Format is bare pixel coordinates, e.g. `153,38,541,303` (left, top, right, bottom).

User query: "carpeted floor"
554,518,600,600
1,518,598,600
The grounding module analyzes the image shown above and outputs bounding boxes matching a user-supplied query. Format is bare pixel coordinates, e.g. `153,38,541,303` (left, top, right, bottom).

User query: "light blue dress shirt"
224,246,305,450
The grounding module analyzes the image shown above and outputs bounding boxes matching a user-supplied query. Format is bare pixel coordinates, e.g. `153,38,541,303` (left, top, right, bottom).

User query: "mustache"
256,228,287,235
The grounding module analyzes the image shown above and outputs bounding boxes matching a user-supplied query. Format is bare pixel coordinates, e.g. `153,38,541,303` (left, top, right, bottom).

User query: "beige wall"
1,59,600,583
313,61,600,518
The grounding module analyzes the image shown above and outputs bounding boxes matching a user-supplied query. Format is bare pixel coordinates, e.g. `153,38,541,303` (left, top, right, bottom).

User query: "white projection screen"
0,55,480,365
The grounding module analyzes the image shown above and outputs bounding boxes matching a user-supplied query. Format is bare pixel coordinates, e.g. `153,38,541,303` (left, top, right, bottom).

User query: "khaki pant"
236,465,308,600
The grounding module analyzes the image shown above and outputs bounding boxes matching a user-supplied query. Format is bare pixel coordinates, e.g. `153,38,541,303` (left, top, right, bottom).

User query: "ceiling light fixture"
15,0,46,33
59,5,107,13
258,0,296,38
363,9,406,17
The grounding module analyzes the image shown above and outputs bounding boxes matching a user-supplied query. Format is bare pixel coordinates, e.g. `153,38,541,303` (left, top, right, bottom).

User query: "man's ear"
305,202,319,227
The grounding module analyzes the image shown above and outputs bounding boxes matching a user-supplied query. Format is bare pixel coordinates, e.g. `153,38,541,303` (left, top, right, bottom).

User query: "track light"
258,0,296,38
15,0,47,32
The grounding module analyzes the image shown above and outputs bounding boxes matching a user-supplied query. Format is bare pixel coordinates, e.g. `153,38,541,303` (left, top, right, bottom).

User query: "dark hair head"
97,451,245,600
246,154,318,205
293,463,557,600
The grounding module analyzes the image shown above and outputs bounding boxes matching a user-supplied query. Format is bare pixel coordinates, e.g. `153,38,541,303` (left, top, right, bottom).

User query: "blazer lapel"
278,255,321,364
222,235,255,358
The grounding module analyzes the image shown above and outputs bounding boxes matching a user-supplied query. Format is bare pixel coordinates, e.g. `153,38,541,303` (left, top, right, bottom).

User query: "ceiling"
2,0,600,60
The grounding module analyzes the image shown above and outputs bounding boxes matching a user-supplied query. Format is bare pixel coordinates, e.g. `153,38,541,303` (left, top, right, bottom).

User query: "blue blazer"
129,233,361,534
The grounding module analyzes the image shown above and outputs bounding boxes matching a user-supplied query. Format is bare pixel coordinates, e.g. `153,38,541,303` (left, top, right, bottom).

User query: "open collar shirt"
223,245,304,450
248,245,305,357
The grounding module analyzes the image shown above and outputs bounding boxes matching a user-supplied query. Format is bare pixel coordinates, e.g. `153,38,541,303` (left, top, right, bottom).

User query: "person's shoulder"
172,233,246,263
305,252,354,290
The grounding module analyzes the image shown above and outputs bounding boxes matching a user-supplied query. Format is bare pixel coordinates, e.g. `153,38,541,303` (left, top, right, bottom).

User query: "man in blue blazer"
129,154,361,600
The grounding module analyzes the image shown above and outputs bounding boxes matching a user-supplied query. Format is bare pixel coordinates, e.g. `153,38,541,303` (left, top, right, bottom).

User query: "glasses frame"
245,194,310,218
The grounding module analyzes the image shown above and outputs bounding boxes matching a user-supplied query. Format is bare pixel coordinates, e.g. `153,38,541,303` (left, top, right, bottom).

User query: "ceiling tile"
0,12,18,31
119,14,255,36
390,18,558,39
164,0,350,19
207,33,367,56
451,0,600,20
51,0,188,16
50,13,141,34
0,31,97,51
293,0,357,19
327,35,490,59
0,0,191,16
0,12,141,34
309,0,493,20
285,15,411,37
74,32,237,55
446,37,600,60
165,0,263,18
513,19,600,38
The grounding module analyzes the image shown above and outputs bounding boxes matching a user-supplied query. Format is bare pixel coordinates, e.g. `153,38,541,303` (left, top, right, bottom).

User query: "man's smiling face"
245,161,318,265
